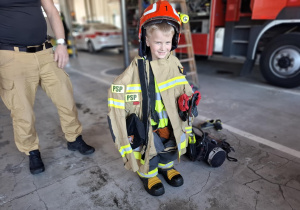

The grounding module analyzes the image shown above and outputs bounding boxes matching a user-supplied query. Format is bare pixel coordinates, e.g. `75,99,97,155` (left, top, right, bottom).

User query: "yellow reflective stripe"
189,135,196,144
108,98,125,109
119,144,132,157
178,132,187,157
158,161,174,169
158,76,188,92
180,139,187,150
137,168,158,178
186,127,192,134
151,79,168,128
134,152,145,165
126,84,141,92
134,151,141,159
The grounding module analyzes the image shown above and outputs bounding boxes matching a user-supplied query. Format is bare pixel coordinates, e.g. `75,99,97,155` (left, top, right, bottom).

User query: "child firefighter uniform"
107,0,200,196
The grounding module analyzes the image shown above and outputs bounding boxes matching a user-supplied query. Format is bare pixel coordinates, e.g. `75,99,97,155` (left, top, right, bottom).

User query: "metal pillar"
59,0,77,58
120,0,130,68
84,0,90,22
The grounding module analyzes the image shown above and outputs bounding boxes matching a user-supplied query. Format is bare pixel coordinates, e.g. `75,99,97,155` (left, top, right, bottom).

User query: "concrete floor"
0,49,300,210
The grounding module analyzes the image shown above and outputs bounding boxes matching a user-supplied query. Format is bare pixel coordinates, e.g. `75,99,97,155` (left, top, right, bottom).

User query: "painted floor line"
197,116,300,159
67,66,113,86
216,77,300,96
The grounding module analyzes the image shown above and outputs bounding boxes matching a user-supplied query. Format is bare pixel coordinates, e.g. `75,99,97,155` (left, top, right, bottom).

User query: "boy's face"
146,29,173,60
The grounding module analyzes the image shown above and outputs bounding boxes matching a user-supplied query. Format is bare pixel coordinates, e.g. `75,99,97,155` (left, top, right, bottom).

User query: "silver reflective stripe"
157,110,168,120
178,133,186,151
186,127,192,134
108,100,125,107
158,78,187,91
158,161,174,169
155,92,161,100
137,170,158,178
119,145,132,156
127,86,141,92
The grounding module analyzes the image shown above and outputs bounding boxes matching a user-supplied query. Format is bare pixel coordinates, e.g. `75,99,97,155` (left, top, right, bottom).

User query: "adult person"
0,0,95,175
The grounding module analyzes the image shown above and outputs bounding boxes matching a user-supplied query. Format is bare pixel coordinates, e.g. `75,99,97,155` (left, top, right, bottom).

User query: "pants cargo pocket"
0,79,23,110
0,51,14,67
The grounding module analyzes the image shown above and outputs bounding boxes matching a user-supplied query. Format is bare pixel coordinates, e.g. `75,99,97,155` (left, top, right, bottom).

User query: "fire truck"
178,0,300,88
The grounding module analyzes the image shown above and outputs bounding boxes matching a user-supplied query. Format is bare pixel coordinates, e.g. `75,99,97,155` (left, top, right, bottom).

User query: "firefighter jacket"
107,53,194,174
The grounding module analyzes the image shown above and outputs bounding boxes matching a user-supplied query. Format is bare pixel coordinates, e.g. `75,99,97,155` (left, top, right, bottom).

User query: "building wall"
73,0,86,24
72,0,121,28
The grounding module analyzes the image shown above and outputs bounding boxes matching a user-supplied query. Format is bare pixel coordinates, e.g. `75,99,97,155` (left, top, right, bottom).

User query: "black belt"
0,42,53,53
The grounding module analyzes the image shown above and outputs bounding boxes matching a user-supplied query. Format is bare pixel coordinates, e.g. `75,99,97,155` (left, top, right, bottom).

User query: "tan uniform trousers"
0,47,82,155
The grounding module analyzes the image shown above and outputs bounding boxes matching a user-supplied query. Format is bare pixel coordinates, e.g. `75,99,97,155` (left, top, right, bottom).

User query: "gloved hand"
193,90,201,106
178,94,190,121
189,91,201,118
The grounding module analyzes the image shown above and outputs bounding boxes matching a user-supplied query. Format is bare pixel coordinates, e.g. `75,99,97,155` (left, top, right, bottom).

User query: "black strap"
148,63,159,128
137,59,149,160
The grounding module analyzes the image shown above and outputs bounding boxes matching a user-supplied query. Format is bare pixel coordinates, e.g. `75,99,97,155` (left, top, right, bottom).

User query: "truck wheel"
260,33,300,88
87,41,95,53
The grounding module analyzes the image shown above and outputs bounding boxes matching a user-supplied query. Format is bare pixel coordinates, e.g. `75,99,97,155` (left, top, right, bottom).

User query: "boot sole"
30,167,45,175
167,178,184,187
145,186,165,196
67,146,95,155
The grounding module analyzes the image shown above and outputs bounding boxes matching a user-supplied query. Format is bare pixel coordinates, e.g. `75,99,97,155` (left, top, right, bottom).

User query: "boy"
108,0,198,196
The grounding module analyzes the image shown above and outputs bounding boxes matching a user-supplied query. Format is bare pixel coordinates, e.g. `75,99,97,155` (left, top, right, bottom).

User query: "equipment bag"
186,127,237,167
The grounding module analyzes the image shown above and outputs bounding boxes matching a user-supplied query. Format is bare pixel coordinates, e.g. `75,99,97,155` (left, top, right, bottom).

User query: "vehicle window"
83,25,90,31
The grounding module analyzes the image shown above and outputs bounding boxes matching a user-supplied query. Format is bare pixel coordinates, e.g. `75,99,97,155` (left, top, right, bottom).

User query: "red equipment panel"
251,0,300,19
225,0,241,21
287,0,300,6
177,33,208,55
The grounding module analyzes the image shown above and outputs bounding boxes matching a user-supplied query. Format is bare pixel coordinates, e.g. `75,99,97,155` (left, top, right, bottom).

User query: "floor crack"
33,181,49,210
188,171,211,203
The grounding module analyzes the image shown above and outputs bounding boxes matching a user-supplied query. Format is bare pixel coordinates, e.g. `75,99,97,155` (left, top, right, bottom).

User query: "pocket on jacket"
0,79,23,110
125,92,141,115
0,51,14,67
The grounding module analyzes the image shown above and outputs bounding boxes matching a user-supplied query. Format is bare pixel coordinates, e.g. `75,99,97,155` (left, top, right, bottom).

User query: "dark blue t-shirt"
0,0,47,46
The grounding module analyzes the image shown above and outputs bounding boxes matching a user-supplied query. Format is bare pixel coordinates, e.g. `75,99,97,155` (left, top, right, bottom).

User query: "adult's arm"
41,0,69,68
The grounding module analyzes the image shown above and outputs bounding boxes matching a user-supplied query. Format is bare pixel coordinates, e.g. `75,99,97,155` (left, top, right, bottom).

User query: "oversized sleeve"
107,64,140,172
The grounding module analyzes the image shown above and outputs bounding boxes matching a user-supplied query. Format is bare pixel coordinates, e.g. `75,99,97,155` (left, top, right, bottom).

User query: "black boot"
158,168,184,187
29,150,45,175
140,176,165,196
67,135,95,155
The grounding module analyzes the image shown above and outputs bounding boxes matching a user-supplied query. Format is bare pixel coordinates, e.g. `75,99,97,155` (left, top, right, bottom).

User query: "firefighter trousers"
0,47,82,155
137,132,177,178
149,132,177,171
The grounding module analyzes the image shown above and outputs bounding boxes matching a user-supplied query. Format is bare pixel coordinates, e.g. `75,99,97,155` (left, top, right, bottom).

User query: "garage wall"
72,0,121,28
73,0,86,24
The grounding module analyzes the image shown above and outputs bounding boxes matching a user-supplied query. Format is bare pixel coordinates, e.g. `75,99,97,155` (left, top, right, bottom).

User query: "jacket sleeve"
107,66,140,172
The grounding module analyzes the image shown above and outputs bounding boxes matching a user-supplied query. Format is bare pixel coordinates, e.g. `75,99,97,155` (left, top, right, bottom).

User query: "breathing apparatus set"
186,127,238,167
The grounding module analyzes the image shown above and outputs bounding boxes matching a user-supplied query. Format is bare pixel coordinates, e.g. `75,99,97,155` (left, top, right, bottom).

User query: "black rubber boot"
29,150,45,175
140,176,165,196
158,168,184,187
67,135,95,155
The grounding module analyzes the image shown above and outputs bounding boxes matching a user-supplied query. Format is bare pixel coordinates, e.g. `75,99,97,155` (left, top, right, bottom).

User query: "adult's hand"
54,45,69,68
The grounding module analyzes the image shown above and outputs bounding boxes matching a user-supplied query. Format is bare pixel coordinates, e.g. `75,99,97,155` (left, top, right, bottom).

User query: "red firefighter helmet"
138,0,182,57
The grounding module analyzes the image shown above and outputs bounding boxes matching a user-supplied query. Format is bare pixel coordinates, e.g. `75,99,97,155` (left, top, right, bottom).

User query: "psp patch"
126,94,139,102
112,85,125,93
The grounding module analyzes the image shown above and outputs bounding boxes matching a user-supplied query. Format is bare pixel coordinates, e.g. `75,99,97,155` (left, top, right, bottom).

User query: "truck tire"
260,33,300,88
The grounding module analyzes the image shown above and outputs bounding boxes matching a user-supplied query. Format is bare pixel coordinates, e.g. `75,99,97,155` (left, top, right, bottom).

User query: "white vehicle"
74,23,122,53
